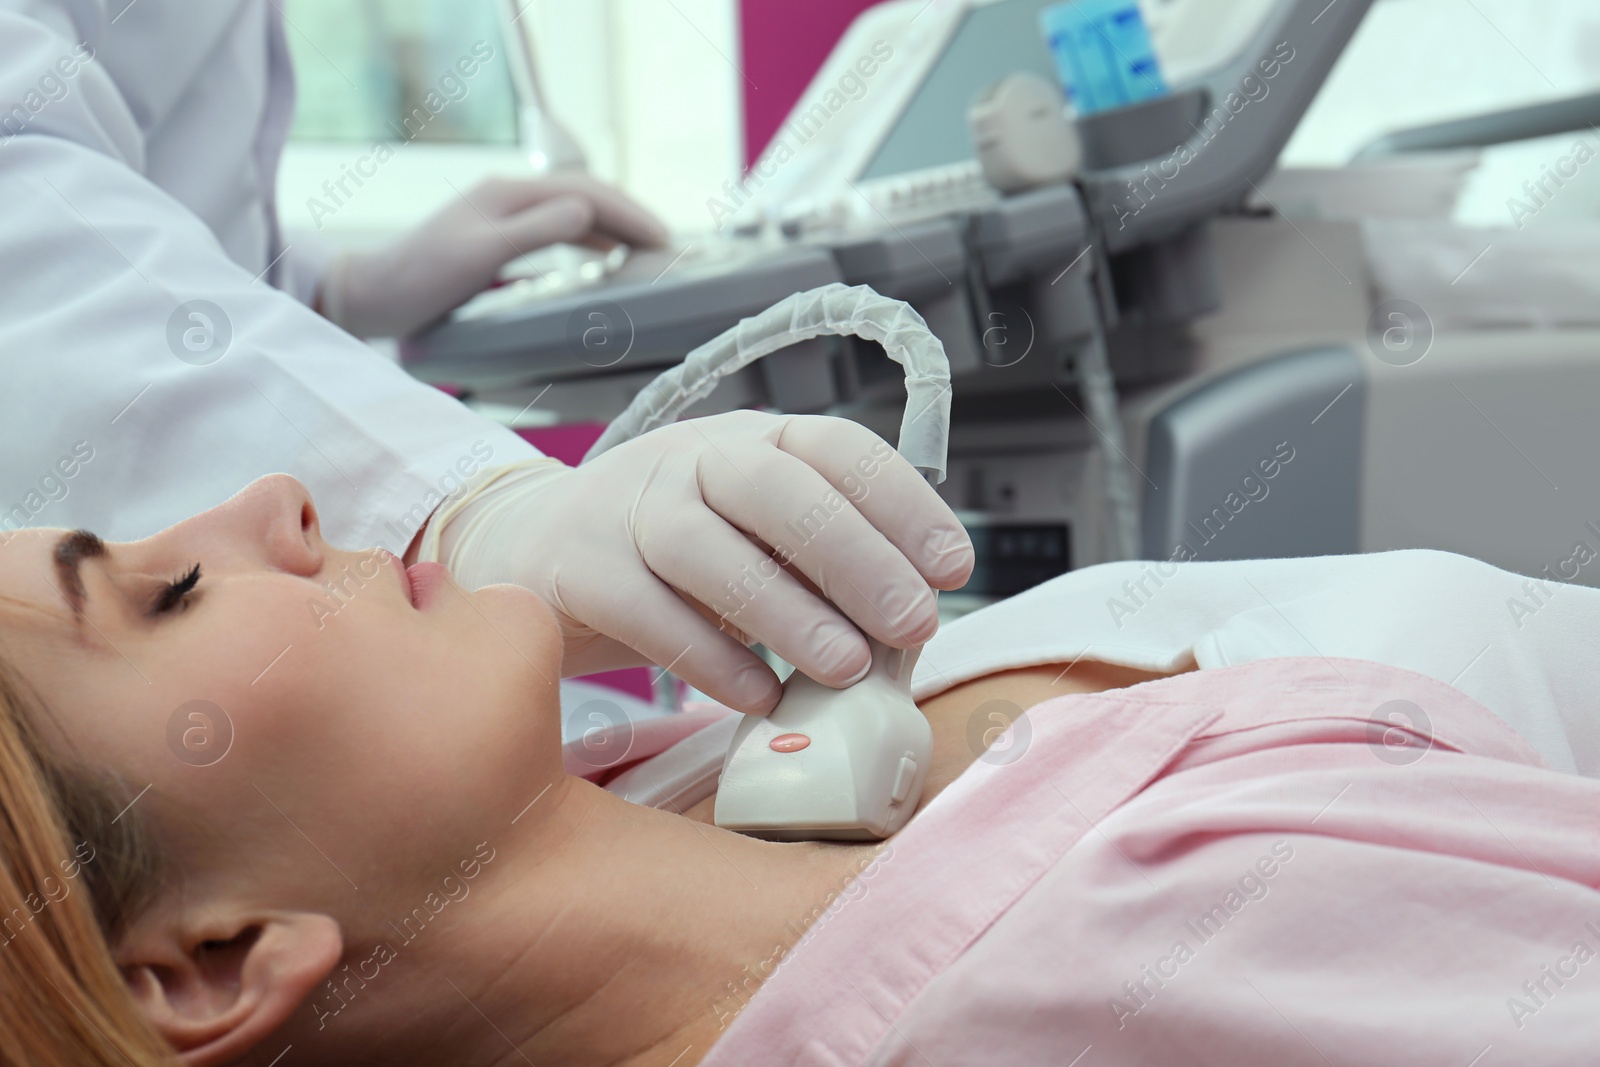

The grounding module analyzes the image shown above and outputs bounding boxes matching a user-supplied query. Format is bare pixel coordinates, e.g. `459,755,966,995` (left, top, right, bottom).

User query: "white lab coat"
0,0,539,551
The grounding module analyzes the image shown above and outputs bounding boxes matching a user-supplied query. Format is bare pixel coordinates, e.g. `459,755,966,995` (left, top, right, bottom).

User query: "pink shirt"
695,657,1600,1066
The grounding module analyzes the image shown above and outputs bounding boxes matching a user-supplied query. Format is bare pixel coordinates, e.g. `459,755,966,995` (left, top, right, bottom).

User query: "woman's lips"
405,561,449,611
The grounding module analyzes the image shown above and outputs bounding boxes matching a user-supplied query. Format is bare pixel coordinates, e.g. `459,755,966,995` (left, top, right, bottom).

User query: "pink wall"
518,423,606,468
739,0,886,165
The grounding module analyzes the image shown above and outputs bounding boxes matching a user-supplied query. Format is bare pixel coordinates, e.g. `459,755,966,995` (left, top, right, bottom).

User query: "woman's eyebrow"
53,529,106,614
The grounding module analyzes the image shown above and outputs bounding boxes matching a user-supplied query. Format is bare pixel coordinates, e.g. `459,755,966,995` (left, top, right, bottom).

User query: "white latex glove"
319,174,670,339
417,411,976,715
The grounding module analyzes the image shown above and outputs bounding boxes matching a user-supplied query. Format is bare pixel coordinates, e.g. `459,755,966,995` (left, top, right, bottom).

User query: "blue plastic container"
1040,0,1168,116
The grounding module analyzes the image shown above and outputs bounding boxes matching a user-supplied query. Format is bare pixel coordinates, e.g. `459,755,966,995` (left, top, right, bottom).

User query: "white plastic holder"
714,641,932,841
969,72,1083,194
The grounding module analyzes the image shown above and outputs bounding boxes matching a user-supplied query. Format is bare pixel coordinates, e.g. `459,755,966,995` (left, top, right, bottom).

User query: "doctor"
0,0,974,714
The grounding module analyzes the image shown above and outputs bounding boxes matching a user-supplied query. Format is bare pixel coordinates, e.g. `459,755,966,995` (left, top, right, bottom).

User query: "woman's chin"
464,582,565,673
470,581,556,615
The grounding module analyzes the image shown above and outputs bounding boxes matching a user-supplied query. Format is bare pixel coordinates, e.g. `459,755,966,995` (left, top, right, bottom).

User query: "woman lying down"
4,475,1600,1067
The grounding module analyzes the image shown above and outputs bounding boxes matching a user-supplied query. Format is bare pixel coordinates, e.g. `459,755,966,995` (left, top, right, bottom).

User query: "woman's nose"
167,474,325,577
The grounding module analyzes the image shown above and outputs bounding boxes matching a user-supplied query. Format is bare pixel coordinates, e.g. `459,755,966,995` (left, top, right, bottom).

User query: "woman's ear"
118,910,343,1067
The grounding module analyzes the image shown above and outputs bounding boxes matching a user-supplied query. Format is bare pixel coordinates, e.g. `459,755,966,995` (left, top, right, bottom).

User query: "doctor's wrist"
417,457,572,589
319,247,411,339
318,251,359,335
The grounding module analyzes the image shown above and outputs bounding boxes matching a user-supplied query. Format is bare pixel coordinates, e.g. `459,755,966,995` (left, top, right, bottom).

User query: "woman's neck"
323,663,1171,1066
352,776,878,1067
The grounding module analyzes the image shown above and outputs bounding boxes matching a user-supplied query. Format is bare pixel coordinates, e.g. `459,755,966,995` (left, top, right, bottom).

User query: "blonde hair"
0,651,179,1066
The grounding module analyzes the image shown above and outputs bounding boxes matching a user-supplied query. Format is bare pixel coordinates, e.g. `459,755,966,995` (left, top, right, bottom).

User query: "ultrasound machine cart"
403,0,1384,604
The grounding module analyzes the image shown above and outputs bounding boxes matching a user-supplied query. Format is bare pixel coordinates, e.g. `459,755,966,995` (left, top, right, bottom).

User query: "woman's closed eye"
147,564,201,618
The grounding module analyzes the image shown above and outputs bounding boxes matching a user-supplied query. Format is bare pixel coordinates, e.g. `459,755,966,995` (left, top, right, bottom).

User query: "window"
1285,0,1600,167
275,0,743,237
1282,0,1600,228
282,0,518,145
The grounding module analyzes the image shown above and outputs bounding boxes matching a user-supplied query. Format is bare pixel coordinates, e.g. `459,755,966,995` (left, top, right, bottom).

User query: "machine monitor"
860,0,1060,182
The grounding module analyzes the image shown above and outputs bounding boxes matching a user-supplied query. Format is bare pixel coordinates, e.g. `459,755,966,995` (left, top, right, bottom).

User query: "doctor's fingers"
636,516,872,691
497,194,599,254
696,449,942,651
773,415,975,591
478,175,670,249
556,563,783,715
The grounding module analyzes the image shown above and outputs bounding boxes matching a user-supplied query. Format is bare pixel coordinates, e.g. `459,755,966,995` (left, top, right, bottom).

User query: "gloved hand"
318,174,670,339
416,411,976,715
